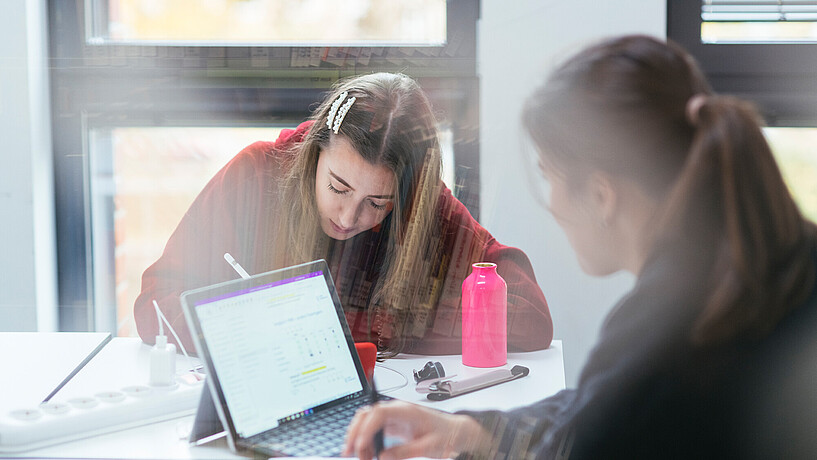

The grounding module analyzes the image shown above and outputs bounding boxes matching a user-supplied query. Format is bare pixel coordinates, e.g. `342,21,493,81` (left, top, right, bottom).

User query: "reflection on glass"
95,0,446,45
764,127,817,223
90,124,455,337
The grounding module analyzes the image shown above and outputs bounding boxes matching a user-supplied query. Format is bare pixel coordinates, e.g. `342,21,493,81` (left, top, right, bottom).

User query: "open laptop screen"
193,270,364,439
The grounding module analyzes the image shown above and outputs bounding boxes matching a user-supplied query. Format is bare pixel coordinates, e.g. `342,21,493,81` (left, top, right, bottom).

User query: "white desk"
377,345,566,413
2,334,564,459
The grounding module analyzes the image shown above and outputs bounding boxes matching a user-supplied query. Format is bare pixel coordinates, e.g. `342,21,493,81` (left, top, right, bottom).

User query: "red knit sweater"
134,122,553,354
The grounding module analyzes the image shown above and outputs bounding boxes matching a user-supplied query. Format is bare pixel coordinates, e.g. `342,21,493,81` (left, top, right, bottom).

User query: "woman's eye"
369,200,387,211
327,183,348,195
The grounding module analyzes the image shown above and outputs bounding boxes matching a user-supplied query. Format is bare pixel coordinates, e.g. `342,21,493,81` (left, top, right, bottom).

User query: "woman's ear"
588,171,618,228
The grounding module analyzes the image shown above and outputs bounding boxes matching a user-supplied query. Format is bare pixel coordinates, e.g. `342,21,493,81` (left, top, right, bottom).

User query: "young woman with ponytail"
344,36,817,459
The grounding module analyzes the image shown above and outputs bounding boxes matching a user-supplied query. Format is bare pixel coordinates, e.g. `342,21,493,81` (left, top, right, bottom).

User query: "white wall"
0,0,57,332
479,0,666,385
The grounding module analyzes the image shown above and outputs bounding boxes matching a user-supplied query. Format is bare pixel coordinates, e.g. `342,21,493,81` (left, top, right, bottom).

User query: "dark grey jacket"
461,237,817,459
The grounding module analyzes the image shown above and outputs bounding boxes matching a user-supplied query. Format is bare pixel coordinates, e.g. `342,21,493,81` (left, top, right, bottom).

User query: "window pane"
701,21,817,43
764,127,817,223
93,0,446,46
701,0,817,42
90,127,286,336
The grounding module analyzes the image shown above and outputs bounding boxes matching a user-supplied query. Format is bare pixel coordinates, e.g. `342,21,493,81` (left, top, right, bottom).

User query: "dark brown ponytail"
524,35,816,346
663,95,816,344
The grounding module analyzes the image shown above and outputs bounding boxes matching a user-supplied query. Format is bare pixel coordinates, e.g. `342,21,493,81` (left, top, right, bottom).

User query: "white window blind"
701,0,817,43
702,1,817,22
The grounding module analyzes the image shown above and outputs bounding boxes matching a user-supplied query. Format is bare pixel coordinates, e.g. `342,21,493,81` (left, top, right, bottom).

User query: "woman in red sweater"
134,72,552,356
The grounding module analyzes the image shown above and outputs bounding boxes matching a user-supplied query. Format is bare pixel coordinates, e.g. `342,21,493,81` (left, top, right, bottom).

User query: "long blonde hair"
273,73,444,353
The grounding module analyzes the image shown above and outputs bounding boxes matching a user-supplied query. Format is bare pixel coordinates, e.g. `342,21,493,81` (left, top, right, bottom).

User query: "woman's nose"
337,203,360,228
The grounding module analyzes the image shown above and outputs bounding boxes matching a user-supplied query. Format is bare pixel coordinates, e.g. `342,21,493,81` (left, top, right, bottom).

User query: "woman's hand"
342,400,491,460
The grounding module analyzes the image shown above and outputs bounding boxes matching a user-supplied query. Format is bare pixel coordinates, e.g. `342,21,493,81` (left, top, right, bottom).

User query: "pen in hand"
370,374,384,458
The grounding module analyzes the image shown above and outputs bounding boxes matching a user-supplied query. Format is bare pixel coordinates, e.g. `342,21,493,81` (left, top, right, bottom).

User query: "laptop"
180,259,386,457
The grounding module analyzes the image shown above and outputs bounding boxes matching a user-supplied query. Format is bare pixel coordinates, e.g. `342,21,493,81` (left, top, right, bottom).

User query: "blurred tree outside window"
764,127,817,224
702,21,817,43
93,0,446,45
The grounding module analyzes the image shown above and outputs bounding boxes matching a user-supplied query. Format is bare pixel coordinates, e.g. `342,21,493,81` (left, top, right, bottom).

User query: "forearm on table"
456,390,577,459
507,292,553,351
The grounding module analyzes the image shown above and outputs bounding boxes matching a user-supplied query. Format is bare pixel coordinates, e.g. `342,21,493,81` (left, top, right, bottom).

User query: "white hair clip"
326,91,347,131
332,96,356,134
326,91,356,134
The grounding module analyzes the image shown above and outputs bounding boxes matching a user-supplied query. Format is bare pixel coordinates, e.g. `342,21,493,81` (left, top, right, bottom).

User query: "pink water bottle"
461,262,507,367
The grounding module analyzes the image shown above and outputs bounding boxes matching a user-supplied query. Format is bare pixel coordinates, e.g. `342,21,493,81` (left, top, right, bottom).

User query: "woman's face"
539,161,620,277
315,135,396,240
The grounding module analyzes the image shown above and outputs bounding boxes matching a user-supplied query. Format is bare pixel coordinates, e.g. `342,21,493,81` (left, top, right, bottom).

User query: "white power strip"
0,374,204,452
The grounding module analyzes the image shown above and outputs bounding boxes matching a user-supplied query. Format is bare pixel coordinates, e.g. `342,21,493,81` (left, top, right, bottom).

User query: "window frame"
668,0,817,126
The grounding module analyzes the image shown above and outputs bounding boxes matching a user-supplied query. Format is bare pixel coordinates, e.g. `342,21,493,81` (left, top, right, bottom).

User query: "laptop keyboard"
252,396,389,457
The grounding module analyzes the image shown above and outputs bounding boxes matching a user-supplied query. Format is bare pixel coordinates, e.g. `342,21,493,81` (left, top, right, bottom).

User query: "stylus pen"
42,333,112,403
223,252,251,279
371,377,384,458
